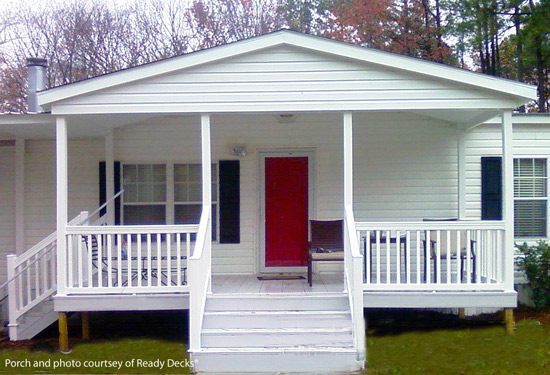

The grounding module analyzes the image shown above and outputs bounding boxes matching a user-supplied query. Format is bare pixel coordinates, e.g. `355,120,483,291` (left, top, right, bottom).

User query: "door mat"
257,275,306,281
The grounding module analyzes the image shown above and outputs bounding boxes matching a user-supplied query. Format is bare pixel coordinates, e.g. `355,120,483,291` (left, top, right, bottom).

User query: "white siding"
114,112,457,274
24,139,104,250
0,145,15,283
464,123,550,230
53,46,512,114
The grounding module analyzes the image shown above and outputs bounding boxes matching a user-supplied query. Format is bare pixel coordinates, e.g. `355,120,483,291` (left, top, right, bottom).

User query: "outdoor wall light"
277,113,295,123
230,145,248,157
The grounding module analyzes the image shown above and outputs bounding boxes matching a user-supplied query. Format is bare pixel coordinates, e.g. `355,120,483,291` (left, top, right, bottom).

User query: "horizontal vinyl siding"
115,112,456,274
24,139,104,250
464,123,550,225
0,146,15,284
54,46,509,114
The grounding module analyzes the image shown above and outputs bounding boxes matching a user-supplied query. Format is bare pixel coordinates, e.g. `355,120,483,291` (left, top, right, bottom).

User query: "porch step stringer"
191,292,364,374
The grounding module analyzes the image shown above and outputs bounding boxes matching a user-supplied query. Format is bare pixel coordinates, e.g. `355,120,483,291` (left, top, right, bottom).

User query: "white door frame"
259,149,315,274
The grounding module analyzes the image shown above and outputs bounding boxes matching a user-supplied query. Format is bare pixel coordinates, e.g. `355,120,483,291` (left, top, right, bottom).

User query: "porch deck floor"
212,273,344,294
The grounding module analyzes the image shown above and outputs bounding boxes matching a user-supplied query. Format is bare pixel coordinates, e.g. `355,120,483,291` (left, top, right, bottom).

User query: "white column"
56,117,68,295
343,112,353,208
15,138,25,254
501,111,515,291
105,132,115,225
201,115,212,208
457,129,467,220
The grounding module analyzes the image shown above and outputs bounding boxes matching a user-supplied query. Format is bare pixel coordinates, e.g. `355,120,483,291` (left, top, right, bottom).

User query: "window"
122,163,218,240
174,163,218,240
123,164,166,225
514,158,547,237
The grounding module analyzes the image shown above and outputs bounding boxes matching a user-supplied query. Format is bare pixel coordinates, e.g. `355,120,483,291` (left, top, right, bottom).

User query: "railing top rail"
15,213,85,265
190,206,211,260
344,205,362,259
81,189,125,225
355,220,506,231
66,224,200,235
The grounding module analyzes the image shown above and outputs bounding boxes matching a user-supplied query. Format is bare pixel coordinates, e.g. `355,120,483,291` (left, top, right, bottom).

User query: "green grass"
366,319,550,375
0,338,190,374
0,311,548,374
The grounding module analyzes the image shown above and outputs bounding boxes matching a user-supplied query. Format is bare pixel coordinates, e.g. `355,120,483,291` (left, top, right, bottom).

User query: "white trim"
38,31,536,107
15,138,25,254
105,132,115,225
56,117,68,295
258,149,315,274
501,111,515,291
457,128,467,219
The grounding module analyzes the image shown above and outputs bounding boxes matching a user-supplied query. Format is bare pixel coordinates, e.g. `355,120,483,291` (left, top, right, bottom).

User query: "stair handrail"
188,206,212,351
80,189,124,226
1,212,88,295
344,204,366,364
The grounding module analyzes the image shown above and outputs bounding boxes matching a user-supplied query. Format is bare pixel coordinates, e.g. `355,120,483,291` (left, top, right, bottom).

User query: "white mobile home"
0,30,546,373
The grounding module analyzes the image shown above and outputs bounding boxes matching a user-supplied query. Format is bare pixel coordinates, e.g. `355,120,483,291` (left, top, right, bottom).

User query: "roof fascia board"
280,33,537,102
483,113,550,125
40,31,537,106
0,113,54,125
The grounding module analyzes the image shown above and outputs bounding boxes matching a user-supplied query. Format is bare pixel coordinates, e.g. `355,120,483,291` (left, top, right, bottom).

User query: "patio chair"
307,220,344,287
422,218,477,283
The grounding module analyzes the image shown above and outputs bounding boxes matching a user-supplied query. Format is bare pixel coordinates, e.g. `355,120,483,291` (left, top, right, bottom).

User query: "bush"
517,241,550,309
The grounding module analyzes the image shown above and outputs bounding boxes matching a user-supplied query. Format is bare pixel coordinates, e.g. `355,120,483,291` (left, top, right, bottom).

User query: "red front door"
265,157,309,268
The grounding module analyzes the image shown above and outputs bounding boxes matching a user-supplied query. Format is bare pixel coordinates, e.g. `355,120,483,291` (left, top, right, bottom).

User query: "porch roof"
37,30,536,116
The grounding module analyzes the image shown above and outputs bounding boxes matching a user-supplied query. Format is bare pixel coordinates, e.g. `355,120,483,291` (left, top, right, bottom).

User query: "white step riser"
16,310,58,341
203,314,351,329
207,296,348,311
202,331,354,348
192,351,362,373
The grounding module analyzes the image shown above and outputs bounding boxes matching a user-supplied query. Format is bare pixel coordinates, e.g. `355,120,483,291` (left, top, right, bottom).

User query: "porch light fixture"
230,145,248,157
277,113,295,123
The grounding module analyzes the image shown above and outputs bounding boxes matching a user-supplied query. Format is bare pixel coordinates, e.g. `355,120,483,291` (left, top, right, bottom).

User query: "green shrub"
517,241,550,309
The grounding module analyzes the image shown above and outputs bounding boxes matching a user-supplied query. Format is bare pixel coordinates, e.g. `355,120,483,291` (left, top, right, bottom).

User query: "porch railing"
6,212,87,339
356,221,506,291
64,216,198,294
188,206,212,351
343,205,366,362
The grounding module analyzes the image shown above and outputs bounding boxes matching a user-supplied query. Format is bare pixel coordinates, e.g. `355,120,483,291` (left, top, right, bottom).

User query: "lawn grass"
366,311,550,375
0,310,548,374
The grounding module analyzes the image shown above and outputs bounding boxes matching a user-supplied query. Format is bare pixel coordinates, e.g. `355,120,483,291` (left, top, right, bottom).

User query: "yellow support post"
82,312,90,340
458,309,466,319
505,308,515,335
58,312,70,353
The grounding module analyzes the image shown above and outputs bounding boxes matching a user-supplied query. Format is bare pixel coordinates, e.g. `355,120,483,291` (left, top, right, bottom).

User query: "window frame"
513,157,549,239
121,161,220,242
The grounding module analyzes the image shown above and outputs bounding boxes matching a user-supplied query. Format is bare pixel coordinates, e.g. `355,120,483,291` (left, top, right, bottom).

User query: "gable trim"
38,30,537,108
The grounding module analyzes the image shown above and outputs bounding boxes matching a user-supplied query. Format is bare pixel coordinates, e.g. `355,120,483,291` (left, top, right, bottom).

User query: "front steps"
9,297,57,341
192,293,363,374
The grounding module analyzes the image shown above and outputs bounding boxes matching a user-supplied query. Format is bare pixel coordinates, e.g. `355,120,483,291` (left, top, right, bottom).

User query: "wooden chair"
307,220,344,287
422,218,477,283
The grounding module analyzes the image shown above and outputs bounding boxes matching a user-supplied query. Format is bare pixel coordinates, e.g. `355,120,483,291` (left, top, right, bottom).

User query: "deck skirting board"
363,290,517,308
54,293,189,312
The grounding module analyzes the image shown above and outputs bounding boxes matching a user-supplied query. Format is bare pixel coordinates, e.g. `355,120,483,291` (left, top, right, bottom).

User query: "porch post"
200,114,212,293
457,129,467,220
343,113,353,208
201,114,212,209
105,131,115,225
56,117,68,295
501,111,515,292
15,137,25,254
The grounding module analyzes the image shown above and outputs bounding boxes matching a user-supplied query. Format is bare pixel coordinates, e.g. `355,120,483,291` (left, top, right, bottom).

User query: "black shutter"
481,157,503,220
219,160,240,243
99,161,121,224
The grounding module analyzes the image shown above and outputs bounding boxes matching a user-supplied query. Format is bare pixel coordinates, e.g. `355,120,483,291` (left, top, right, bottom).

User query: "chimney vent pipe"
26,57,47,113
